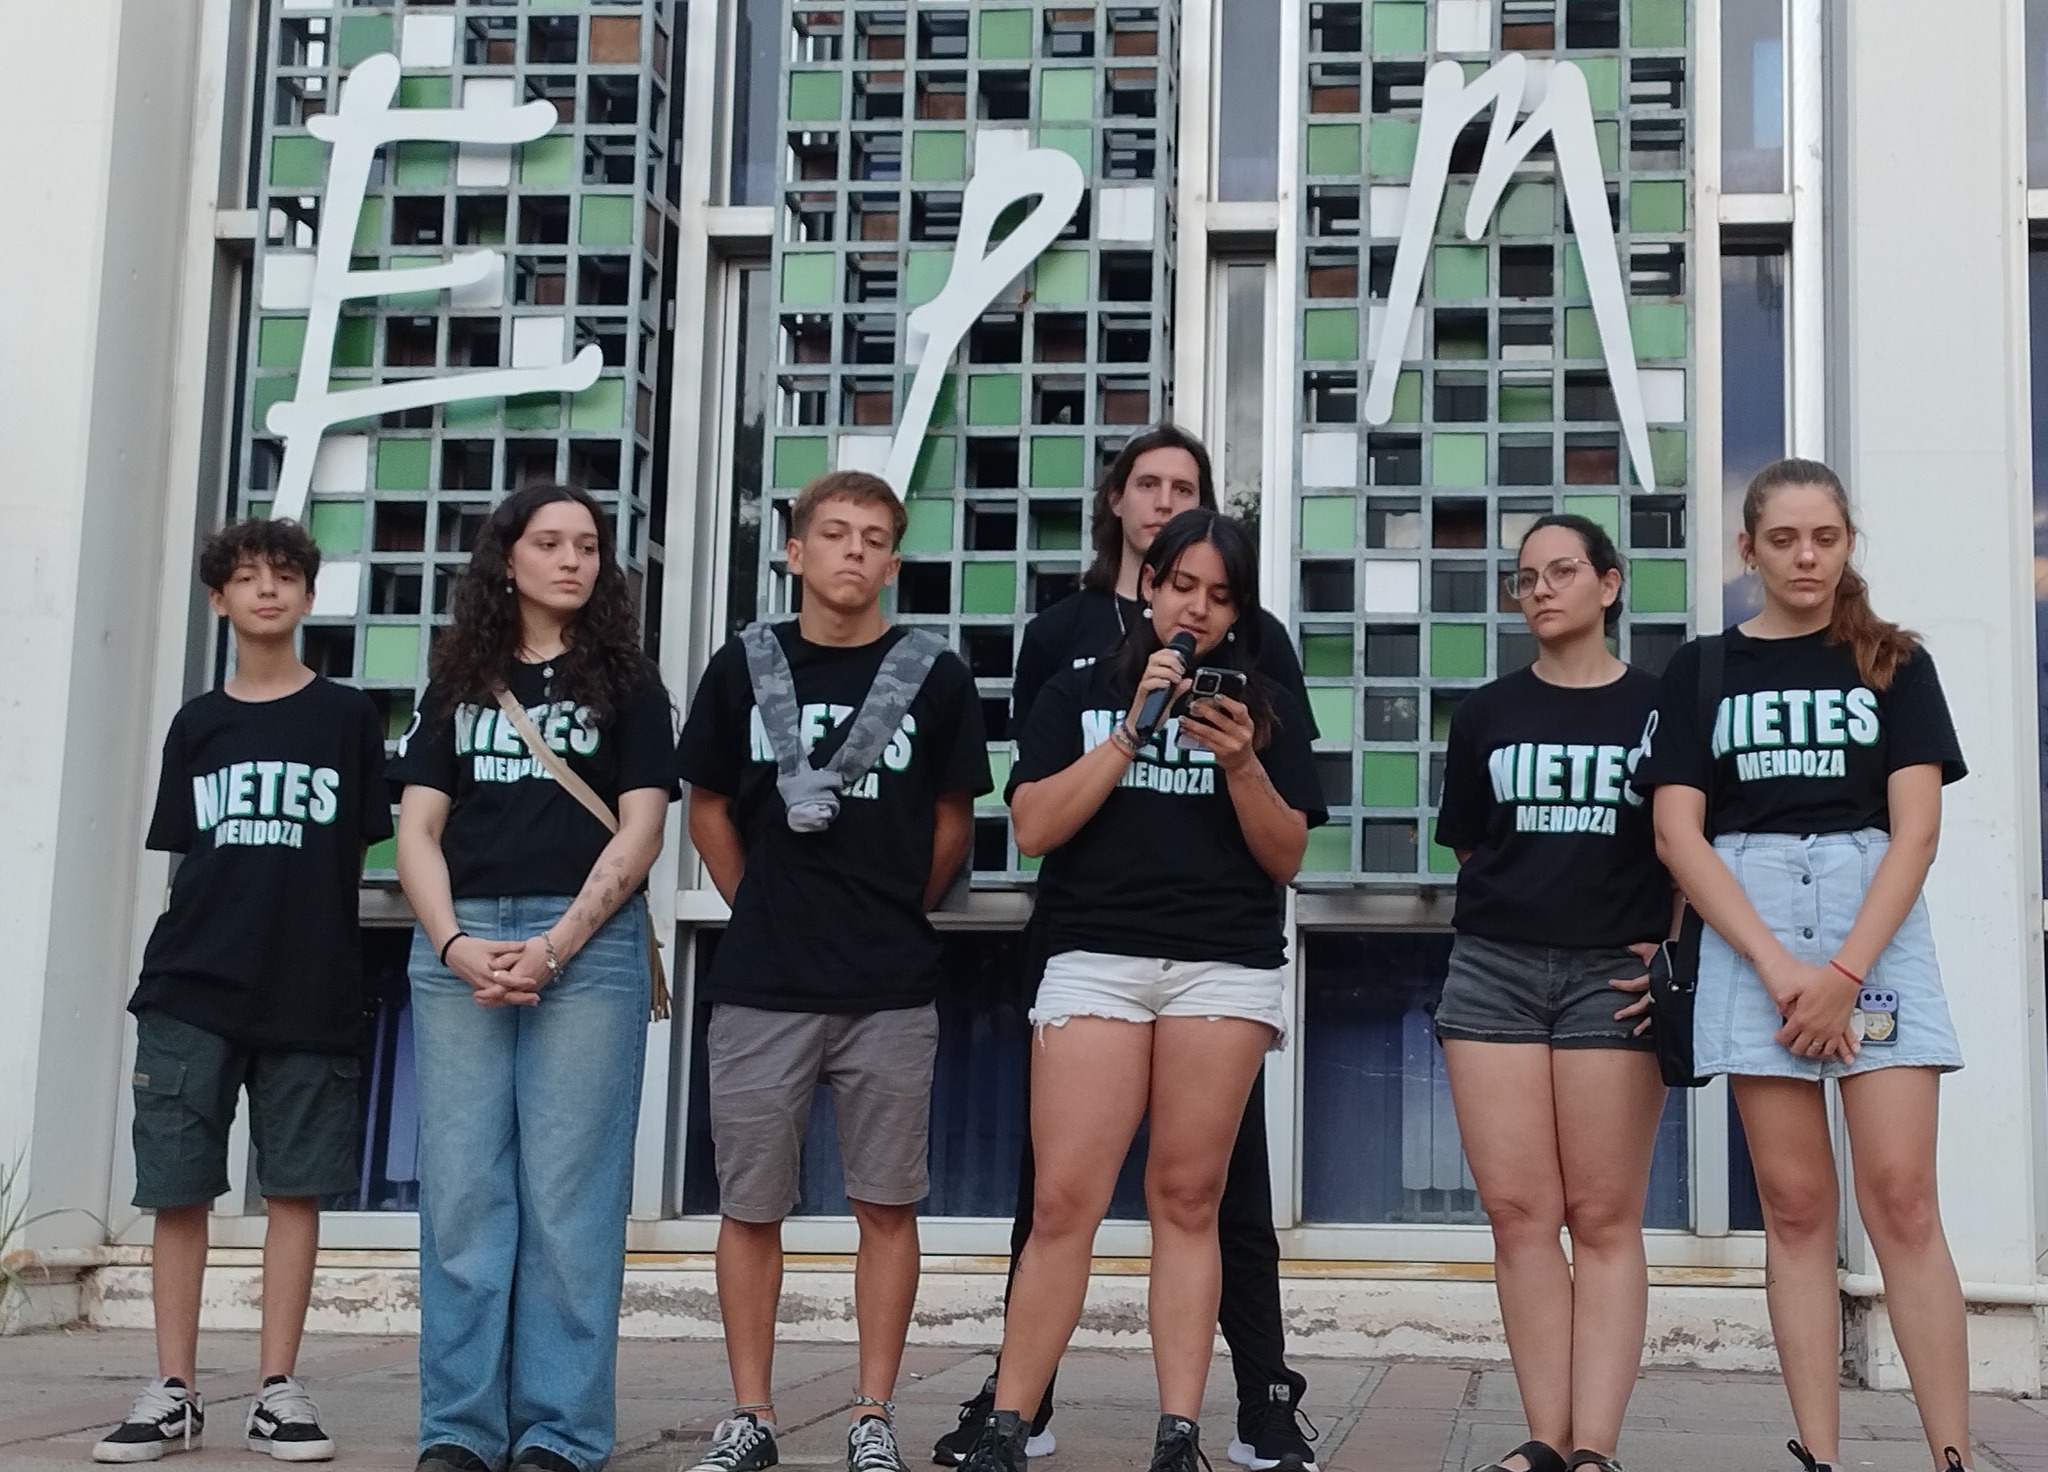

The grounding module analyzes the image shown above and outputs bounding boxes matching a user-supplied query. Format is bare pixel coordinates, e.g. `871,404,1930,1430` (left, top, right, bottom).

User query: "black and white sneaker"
92,1379,204,1463
1227,1380,1317,1472
245,1376,336,1461
849,1416,912,1472
932,1375,1056,1464
958,1412,1030,1472
685,1413,780,1472
1787,1442,1836,1472
1149,1415,1211,1472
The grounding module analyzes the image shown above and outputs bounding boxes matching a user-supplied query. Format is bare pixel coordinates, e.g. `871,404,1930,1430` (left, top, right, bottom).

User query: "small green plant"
0,1153,97,1325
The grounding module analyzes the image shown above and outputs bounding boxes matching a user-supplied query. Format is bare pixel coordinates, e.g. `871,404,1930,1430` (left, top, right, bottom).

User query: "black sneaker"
1149,1415,1211,1472
92,1379,204,1463
416,1445,491,1472
932,1374,1056,1464
685,1413,780,1472
958,1411,1030,1472
246,1376,336,1462
511,1449,581,1472
1227,1379,1317,1472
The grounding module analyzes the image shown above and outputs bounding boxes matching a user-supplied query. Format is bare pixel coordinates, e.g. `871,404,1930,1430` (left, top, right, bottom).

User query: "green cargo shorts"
131,1010,363,1209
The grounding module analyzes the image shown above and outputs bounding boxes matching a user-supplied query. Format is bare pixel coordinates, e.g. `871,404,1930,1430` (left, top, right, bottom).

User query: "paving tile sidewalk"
1,1330,2044,1472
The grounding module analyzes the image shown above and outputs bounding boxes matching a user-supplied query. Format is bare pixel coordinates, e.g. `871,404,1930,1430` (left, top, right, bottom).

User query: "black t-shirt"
133,677,392,1054
677,623,993,1013
1434,667,1671,947
1007,659,1328,969
1013,588,1317,736
1633,628,1967,835
388,657,679,898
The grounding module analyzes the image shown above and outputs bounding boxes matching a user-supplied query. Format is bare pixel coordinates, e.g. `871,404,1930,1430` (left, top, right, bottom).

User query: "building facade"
3,0,2046,1389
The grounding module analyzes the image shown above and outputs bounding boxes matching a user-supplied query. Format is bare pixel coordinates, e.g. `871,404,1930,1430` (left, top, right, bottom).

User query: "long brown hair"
1742,457,1919,689
1082,423,1218,592
430,483,646,723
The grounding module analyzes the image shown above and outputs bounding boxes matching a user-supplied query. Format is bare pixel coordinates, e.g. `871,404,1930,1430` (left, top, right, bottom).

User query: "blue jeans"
409,894,649,1471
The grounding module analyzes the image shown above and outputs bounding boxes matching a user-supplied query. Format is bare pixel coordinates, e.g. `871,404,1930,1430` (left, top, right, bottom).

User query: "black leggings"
1004,1045,1297,1410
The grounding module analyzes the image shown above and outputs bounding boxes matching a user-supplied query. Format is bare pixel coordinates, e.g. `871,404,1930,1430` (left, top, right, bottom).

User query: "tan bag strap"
492,688,672,1020
494,688,619,834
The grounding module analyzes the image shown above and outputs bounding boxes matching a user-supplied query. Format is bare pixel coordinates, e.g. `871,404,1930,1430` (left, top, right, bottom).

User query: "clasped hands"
443,932,561,1008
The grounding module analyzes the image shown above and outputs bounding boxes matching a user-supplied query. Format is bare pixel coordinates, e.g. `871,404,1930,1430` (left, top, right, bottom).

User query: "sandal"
1567,1453,1624,1472
1472,1441,1568,1472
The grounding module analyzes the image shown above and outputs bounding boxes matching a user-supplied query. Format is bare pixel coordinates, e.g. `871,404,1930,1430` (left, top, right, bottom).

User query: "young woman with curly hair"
389,484,678,1472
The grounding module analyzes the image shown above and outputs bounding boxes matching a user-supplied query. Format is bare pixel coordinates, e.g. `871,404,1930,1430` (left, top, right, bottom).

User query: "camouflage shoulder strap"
825,627,946,785
737,621,946,832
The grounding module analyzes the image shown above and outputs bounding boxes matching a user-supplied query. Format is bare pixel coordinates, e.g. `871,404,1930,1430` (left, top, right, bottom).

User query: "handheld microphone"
1133,630,1198,739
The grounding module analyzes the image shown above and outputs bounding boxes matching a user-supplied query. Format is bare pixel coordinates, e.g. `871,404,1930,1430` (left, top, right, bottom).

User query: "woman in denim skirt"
1637,459,1971,1472
1431,514,1674,1472
390,484,678,1472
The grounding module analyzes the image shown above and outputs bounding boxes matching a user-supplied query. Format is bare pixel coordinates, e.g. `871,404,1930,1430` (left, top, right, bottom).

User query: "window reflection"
1721,0,1785,194
1720,250,1786,624
1216,0,1281,200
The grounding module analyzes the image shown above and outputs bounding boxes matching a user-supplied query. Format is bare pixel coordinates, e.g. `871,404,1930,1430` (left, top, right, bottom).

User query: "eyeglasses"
1501,556,1594,601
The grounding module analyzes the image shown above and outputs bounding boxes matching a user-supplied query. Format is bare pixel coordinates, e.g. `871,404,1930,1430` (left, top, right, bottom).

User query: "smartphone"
1190,667,1248,701
1176,667,1249,749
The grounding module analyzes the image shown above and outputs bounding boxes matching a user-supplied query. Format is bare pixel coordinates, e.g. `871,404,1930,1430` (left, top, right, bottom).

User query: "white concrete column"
1827,0,2047,1392
0,0,212,1287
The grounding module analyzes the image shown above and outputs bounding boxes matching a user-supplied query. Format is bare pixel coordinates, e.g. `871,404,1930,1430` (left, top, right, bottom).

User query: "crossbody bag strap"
491,687,670,1021
1695,633,1725,837
493,688,620,835
824,627,947,783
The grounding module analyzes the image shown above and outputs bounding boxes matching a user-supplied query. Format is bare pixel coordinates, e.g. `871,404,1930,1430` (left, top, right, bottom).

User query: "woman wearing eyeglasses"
1431,514,1673,1472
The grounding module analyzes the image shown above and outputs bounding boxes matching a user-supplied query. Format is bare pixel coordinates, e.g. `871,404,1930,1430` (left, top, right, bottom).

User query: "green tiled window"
1292,4,1694,879
241,0,676,881
755,1,1180,880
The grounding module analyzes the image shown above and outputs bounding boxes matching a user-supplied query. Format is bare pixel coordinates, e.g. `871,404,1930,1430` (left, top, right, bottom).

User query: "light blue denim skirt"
1697,830,1963,1080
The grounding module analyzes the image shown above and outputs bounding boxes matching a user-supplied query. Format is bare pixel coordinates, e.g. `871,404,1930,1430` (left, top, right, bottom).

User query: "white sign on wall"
1365,54,1663,492
261,53,603,614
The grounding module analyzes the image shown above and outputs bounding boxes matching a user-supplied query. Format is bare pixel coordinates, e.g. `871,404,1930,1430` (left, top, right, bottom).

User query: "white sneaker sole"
1225,1439,1316,1472
248,1433,337,1461
1025,1431,1056,1459
92,1435,200,1463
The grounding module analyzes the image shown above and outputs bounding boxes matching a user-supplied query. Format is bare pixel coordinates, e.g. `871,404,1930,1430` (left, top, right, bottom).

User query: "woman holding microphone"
957,509,1325,1472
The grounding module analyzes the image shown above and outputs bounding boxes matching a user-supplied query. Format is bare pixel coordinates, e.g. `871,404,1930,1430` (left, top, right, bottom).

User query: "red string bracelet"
1829,959,1864,986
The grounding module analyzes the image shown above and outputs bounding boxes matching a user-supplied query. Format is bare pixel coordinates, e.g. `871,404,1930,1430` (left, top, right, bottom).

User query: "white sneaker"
244,1377,336,1462
92,1379,203,1463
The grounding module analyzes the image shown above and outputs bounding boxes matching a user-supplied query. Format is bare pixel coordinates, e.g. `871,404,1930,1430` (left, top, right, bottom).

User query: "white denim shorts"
1031,949,1288,1049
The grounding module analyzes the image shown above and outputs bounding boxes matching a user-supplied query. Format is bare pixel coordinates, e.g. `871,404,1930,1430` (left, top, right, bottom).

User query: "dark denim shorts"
131,1010,362,1208
1433,933,1654,1051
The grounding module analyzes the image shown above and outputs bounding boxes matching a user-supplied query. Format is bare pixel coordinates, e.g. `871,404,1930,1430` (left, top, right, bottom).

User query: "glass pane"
723,265,773,637
1721,0,1785,193
1719,249,1786,623
2029,248,2048,892
682,931,1154,1219
729,0,781,204
1220,263,1269,520
323,927,422,1211
1300,933,1691,1226
2030,0,2048,186
1216,0,1282,200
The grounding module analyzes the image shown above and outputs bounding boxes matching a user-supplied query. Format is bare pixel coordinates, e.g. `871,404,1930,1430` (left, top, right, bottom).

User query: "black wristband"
438,930,470,967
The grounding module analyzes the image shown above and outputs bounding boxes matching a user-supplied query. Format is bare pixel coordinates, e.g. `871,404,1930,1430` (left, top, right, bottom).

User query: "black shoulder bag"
1647,634,1723,1089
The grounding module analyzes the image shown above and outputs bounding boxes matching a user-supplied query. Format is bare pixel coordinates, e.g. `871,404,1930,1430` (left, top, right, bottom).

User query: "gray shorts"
707,1002,939,1222
1433,933,1654,1051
